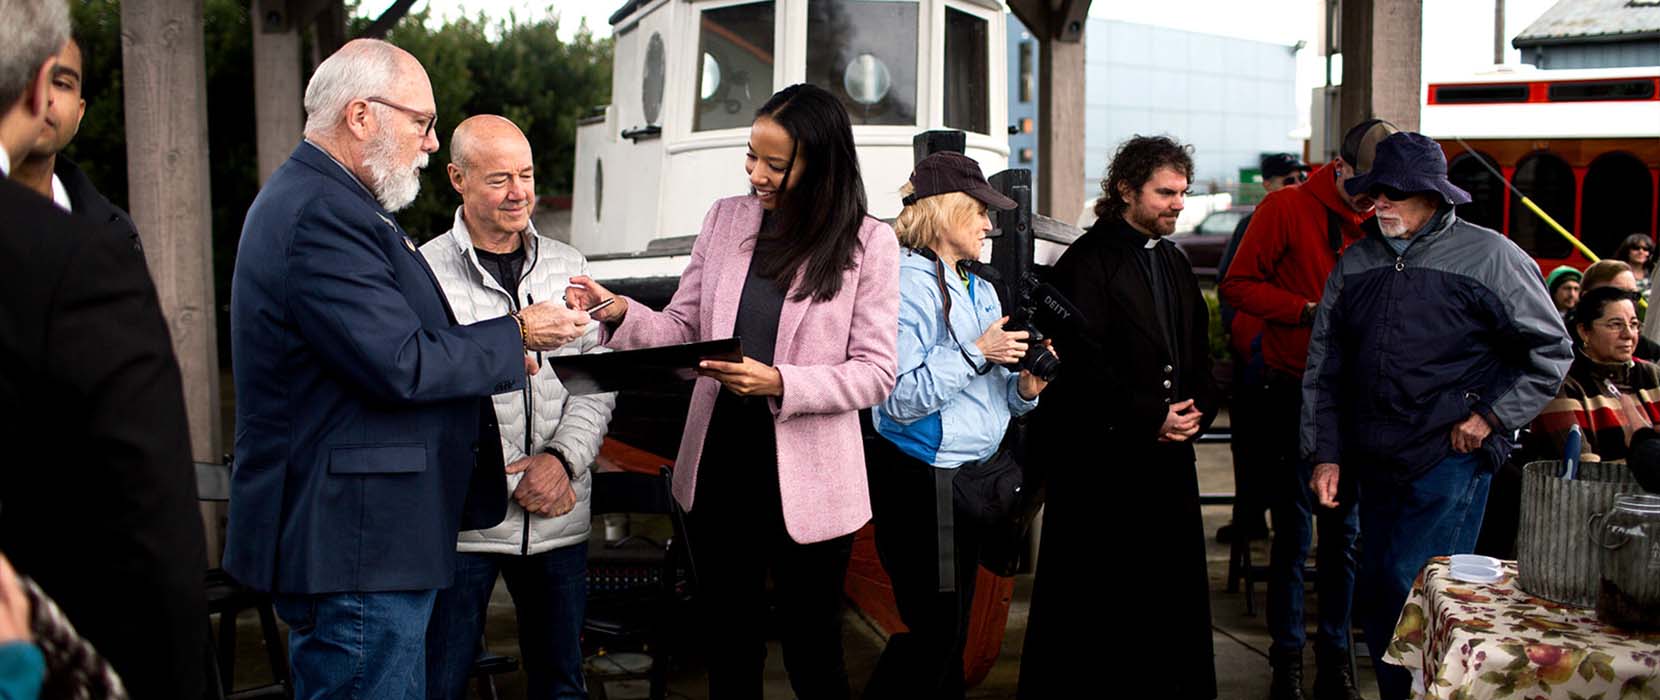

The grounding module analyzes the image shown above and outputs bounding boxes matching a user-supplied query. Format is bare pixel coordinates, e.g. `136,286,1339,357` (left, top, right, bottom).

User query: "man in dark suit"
9,34,143,255
1021,136,1220,700
225,38,592,696
0,1,206,697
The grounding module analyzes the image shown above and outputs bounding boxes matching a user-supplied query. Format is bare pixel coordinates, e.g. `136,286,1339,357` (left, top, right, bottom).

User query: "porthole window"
700,53,721,101
842,54,892,105
642,33,666,125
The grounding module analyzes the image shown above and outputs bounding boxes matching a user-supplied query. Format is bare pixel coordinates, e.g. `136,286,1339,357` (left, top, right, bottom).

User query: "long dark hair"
753,84,869,302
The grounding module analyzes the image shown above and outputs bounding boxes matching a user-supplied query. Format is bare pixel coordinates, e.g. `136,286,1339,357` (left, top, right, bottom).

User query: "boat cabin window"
807,0,919,126
695,2,777,132
1448,151,1504,234
943,6,989,134
1510,151,1576,260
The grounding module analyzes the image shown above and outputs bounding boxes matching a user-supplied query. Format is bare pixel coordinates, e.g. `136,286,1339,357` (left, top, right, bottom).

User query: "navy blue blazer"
225,142,524,594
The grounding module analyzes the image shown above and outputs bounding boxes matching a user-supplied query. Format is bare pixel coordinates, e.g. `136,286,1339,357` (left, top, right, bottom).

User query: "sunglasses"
1367,185,1423,202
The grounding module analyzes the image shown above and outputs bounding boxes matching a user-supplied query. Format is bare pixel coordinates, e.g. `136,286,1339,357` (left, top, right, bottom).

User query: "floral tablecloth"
1386,557,1660,699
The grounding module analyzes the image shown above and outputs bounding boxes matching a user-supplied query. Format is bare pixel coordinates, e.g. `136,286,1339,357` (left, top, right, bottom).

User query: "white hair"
0,0,70,110
302,39,403,138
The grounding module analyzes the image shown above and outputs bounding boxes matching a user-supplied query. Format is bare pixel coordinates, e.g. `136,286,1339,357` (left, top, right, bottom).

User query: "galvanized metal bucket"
1516,460,1640,607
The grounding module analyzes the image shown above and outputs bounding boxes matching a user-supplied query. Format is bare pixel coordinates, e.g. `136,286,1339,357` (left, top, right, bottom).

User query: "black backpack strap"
1327,208,1343,257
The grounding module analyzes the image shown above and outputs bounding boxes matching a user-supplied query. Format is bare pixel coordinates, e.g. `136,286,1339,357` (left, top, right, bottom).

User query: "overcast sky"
357,0,1560,128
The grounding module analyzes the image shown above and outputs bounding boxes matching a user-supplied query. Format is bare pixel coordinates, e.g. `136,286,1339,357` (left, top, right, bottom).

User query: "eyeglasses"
1368,185,1422,202
365,96,436,138
1596,319,1643,334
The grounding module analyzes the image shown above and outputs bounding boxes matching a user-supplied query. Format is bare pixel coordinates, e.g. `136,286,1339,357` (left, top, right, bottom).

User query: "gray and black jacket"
1301,209,1572,481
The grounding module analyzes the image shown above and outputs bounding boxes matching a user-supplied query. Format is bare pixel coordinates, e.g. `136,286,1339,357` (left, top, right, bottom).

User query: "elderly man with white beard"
1301,131,1571,700
226,39,594,697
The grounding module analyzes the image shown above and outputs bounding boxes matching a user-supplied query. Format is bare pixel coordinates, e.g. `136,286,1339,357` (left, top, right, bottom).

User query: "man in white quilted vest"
421,115,616,700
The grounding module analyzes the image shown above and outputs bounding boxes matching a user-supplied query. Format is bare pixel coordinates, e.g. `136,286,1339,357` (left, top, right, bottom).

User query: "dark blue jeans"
1358,453,1491,700
1264,374,1359,656
272,589,437,700
425,544,589,700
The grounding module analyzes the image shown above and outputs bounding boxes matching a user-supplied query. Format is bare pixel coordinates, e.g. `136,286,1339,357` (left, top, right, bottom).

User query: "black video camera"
962,261,1084,382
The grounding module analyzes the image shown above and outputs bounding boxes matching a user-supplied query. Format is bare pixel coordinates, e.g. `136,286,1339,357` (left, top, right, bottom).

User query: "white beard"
363,131,428,212
1378,216,1411,239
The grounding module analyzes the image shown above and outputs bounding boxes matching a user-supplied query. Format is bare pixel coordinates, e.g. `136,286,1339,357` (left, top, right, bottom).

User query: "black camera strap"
913,248,995,376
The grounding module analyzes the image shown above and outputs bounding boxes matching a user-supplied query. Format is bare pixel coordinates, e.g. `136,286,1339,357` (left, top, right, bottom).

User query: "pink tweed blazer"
608,195,900,544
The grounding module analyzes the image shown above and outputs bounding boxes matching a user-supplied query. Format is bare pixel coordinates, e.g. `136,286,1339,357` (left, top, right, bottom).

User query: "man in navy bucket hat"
1301,131,1572,700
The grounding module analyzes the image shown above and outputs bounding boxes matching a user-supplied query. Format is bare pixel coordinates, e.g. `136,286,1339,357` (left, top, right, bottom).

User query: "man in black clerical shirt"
1021,135,1221,700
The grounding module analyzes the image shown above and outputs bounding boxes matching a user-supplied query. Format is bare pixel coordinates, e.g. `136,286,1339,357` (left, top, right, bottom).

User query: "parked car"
1173,206,1254,280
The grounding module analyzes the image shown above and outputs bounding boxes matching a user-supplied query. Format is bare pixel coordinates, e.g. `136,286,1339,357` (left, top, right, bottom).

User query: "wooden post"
1340,0,1423,132
1007,0,1091,223
1037,37,1085,225
253,0,303,183
120,0,221,557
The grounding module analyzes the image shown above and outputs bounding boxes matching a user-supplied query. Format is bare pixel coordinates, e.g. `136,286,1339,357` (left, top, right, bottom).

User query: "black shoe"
1269,649,1305,700
1313,647,1363,700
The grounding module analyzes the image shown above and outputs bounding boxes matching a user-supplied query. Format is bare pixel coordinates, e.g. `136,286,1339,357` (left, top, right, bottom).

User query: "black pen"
525,293,543,367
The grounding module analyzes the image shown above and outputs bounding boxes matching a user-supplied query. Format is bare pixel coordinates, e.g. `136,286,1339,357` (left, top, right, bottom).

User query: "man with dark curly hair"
1021,135,1220,699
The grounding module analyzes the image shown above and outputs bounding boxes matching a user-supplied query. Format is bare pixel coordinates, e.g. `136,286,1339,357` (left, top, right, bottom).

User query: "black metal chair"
583,467,695,700
197,460,291,700
468,642,520,700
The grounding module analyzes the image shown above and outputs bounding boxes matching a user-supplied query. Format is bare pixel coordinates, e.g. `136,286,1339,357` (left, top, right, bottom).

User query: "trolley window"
1548,80,1656,102
1433,84,1528,104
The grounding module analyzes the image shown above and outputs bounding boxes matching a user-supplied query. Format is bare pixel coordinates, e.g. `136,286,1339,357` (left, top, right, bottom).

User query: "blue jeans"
272,589,437,700
425,544,589,700
1358,453,1491,700
1264,375,1359,656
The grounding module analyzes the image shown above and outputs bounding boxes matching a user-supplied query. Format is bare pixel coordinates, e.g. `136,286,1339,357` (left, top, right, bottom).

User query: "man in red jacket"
1220,119,1396,700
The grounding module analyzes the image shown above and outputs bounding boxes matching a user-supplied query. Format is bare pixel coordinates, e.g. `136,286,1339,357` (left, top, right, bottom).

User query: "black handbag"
952,420,1042,577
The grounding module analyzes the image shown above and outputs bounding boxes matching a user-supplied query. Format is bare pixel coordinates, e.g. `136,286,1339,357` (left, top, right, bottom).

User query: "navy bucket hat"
1342,131,1471,206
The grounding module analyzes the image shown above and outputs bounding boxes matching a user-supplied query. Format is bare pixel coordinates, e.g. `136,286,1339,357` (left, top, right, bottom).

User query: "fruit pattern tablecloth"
1386,557,1660,699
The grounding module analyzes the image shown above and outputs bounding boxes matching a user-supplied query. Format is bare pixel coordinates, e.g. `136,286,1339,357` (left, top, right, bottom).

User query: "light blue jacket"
875,249,1038,467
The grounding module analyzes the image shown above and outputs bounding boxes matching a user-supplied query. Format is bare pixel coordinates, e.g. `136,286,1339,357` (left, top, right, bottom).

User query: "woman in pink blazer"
569,84,900,699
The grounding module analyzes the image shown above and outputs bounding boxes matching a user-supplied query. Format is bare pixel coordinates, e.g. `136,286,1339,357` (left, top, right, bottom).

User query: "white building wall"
1079,19,1302,199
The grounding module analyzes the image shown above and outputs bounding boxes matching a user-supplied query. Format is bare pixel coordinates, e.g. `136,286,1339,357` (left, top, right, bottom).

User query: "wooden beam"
1037,36,1085,223
313,1,347,62
254,2,304,183
1339,0,1423,133
1001,0,1090,222
360,0,418,40
281,0,336,31
121,0,221,556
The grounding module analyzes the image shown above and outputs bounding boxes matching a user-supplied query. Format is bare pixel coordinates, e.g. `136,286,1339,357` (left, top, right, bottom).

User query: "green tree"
64,1,613,364
377,10,613,238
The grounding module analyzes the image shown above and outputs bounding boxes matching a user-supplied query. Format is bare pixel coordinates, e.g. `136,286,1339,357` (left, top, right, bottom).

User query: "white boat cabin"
570,0,1012,264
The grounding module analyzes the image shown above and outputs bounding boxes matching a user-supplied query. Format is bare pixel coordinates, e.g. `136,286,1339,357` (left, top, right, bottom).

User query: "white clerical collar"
1144,237,1159,249
50,172,71,212
0,146,11,177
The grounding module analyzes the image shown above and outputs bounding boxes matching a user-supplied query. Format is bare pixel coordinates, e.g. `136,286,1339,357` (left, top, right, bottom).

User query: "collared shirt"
50,173,71,212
